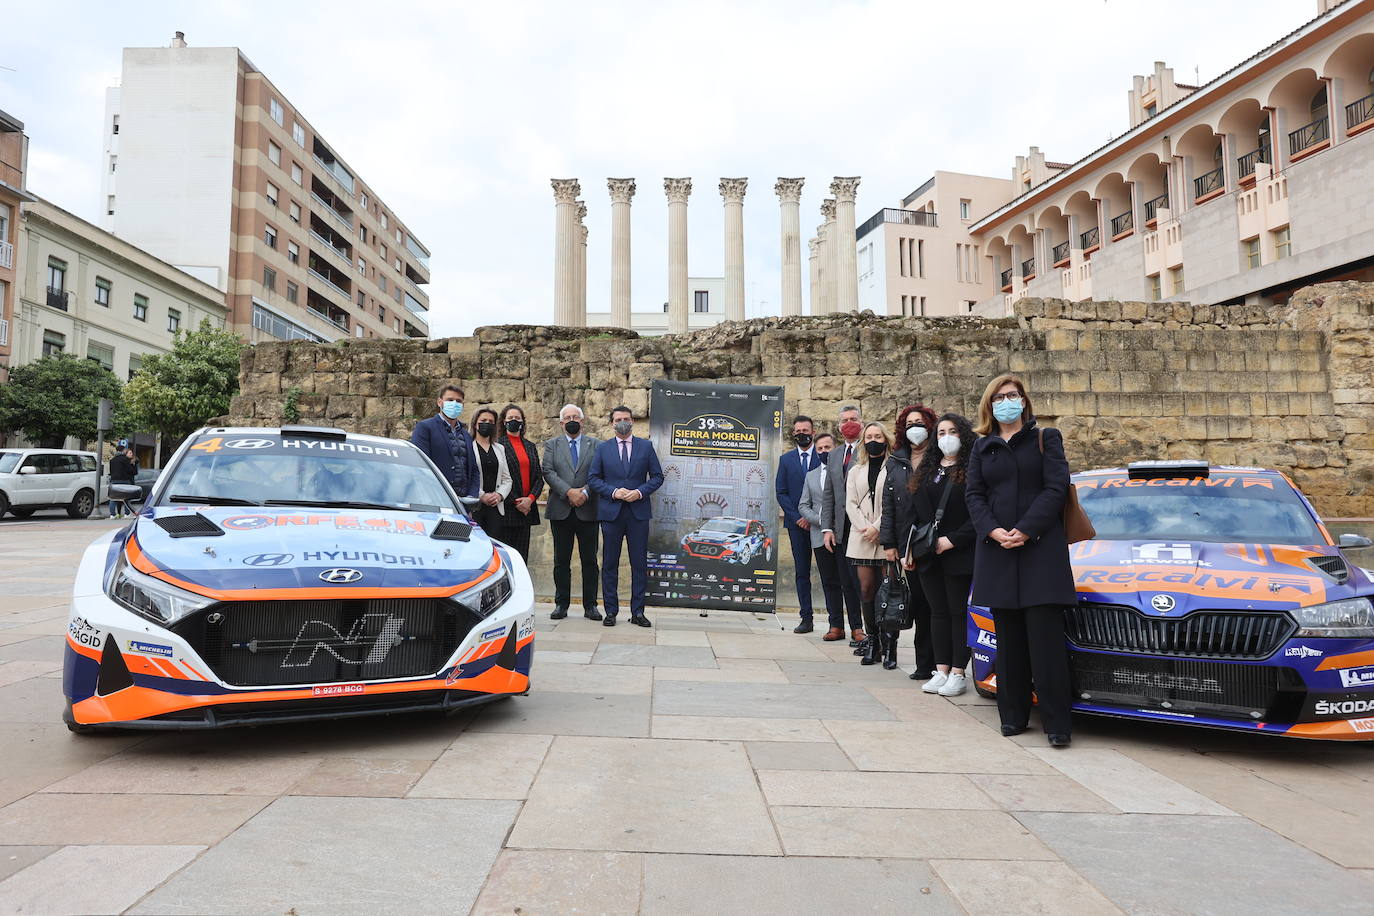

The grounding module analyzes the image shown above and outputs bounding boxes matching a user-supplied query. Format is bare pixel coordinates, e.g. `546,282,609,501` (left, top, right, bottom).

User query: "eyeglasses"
990,392,1022,404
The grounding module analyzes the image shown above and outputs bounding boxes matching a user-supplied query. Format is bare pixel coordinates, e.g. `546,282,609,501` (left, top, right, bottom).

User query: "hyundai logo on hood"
319,568,364,584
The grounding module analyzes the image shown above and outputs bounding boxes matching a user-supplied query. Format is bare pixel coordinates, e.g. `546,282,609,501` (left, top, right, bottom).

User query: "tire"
976,684,997,699
9,507,36,518
67,489,95,519
0,492,7,518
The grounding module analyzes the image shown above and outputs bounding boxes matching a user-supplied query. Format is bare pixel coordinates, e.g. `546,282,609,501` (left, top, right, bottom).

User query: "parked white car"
0,449,103,519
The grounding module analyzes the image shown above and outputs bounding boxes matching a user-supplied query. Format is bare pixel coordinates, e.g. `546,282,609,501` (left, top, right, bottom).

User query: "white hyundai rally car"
63,426,535,732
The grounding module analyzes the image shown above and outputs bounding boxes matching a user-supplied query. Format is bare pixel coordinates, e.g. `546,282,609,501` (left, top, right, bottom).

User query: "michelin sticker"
128,640,174,658
479,626,507,642
1338,667,1374,688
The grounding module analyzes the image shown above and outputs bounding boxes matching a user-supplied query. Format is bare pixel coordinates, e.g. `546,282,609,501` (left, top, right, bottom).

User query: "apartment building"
101,34,431,344
587,277,727,335
0,110,37,382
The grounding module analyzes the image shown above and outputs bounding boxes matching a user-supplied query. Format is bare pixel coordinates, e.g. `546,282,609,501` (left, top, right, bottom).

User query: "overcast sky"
2,0,1316,336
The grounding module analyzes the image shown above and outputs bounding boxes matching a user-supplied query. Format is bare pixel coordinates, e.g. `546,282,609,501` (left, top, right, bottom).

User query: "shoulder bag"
905,472,954,563
1039,429,1096,544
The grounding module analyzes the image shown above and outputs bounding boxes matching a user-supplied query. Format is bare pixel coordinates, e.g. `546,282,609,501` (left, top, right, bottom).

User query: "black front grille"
1067,604,1294,659
172,598,481,687
1072,652,1284,719
691,543,724,557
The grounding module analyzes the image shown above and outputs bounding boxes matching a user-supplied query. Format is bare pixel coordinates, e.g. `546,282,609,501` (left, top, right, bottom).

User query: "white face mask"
905,426,928,447
938,434,961,457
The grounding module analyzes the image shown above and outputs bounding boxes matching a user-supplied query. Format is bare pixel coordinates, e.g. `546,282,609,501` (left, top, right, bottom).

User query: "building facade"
11,199,227,381
101,34,431,344
586,276,726,335
0,110,36,382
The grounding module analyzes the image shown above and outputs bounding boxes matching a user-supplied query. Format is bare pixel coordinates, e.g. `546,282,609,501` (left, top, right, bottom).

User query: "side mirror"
18,466,36,475
458,496,482,510
1339,533,1374,549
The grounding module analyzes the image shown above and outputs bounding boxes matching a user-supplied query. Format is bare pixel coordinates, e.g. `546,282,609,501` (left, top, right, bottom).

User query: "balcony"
45,286,70,311
403,290,429,317
305,288,350,333
1051,240,1070,267
0,240,12,269
1020,257,1036,280
311,139,355,195
1237,145,1270,180
1144,193,1169,223
855,207,937,241
404,234,431,270
999,267,1013,290
404,261,429,287
307,259,353,300
1110,210,1133,238
1079,226,1100,252
402,320,427,339
309,229,352,269
310,179,354,233
1287,116,1329,158
1193,166,1224,201
1347,93,1374,133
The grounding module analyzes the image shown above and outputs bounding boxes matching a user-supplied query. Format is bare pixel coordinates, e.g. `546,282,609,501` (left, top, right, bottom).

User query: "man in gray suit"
797,433,846,641
819,404,866,647
541,403,603,620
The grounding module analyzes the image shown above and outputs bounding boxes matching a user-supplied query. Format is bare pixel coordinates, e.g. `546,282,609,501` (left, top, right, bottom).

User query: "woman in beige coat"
846,421,893,666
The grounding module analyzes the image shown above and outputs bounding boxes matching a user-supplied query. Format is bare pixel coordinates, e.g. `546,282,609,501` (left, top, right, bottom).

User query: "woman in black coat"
906,413,978,697
965,374,1077,747
498,403,544,561
880,404,937,674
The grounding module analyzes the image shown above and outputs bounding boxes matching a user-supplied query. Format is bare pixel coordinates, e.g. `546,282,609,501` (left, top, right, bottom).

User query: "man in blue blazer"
411,384,479,498
775,415,818,633
587,405,665,627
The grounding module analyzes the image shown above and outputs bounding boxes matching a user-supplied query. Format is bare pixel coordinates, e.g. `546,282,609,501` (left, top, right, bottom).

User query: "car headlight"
456,564,513,618
107,552,214,626
1292,597,1374,638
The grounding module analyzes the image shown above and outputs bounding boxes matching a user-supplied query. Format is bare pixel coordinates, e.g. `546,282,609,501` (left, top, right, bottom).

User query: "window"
381,212,388,230
47,258,66,293
1243,237,1261,270
43,330,66,356
378,306,386,323
1273,226,1291,260
1169,265,1185,295
1311,87,1328,118
133,294,148,321
290,162,303,185
167,309,181,333
1145,102,1157,119
357,290,366,307
396,228,403,243
360,225,368,244
1148,273,1162,301
266,182,278,207
355,325,364,338
379,276,387,293
286,281,299,304
361,192,370,210
394,257,402,272
263,266,276,292
95,277,111,307
128,355,143,381
380,244,387,261
959,199,971,220
268,141,281,166
269,97,284,125
917,239,925,278
287,241,300,264
292,122,305,146
112,114,119,135
264,224,278,249
289,201,301,224
109,156,117,173
106,195,115,217
358,258,367,277
693,290,709,313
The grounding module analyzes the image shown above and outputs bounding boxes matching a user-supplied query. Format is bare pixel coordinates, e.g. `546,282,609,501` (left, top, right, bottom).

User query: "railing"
1287,116,1329,157
999,267,1013,289
307,303,350,332
855,207,938,240
1144,193,1169,222
309,230,352,268
311,154,355,195
307,266,351,300
0,317,8,346
1347,93,1374,131
1051,241,1070,264
1110,210,1133,236
1021,257,1036,279
1078,226,1100,250
1237,145,1270,179
1193,166,1224,199
0,240,12,269
403,290,429,317
45,286,69,311
405,235,431,269
309,191,354,234
252,304,323,342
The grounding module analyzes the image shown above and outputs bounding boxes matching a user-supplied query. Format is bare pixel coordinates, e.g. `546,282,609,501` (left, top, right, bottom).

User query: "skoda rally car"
63,426,534,732
968,460,1374,740
680,517,773,565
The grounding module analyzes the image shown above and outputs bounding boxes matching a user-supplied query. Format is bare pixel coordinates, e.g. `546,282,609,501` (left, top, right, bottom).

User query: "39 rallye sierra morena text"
63,426,535,732
680,517,773,565
968,460,1374,740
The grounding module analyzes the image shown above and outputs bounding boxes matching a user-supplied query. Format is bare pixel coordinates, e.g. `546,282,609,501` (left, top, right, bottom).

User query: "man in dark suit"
410,383,479,499
587,405,664,627
775,415,818,634
541,403,603,621
819,404,867,647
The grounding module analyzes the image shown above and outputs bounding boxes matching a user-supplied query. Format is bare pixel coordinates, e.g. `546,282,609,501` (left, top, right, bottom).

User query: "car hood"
124,505,498,597
686,531,742,544
1070,539,1369,614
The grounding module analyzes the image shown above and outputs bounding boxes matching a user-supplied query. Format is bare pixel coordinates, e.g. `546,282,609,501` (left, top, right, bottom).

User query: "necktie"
570,438,578,467
844,445,853,470
621,439,630,469
801,450,811,472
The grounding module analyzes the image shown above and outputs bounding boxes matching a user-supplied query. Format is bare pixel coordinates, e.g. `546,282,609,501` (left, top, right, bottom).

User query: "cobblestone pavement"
3,514,1374,914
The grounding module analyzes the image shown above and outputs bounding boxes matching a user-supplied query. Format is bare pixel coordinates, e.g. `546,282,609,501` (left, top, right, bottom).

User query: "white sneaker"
922,672,949,694
938,673,967,697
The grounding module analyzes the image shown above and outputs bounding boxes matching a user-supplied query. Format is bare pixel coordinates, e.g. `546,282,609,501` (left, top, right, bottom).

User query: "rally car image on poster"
680,517,774,566
968,460,1374,740
63,426,535,732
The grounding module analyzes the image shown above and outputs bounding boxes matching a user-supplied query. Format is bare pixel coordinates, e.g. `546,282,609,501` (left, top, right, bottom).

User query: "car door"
51,454,85,504
12,454,55,505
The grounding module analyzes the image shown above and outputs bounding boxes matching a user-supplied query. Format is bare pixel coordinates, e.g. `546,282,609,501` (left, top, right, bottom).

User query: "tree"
0,354,123,446
121,319,244,442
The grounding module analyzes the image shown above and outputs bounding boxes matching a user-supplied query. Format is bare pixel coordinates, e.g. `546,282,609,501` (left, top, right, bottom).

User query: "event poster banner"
646,380,785,612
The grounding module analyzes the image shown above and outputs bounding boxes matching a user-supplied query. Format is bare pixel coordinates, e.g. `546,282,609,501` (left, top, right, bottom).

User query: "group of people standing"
776,373,1077,747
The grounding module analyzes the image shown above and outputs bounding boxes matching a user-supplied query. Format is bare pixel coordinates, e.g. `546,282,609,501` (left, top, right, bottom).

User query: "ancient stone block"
483,352,531,380
241,371,282,396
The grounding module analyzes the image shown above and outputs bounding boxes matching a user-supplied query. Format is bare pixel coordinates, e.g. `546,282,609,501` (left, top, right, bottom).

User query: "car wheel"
0,492,8,518
67,489,95,519
975,684,997,699
9,507,36,518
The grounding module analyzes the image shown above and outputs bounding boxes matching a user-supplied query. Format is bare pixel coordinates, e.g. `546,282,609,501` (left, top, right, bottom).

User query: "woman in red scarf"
498,403,544,560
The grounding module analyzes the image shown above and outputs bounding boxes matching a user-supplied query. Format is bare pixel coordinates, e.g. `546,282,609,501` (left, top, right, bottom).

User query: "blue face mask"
441,401,463,420
992,397,1023,424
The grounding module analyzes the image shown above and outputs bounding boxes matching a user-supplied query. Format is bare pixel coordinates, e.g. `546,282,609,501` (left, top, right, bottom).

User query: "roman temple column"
775,178,804,316
719,178,748,322
576,200,588,326
607,178,636,329
665,178,692,334
831,177,861,313
551,178,580,326
821,198,837,315
808,237,820,316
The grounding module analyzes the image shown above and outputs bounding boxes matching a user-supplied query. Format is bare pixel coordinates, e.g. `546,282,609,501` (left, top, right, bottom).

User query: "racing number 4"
190,437,224,454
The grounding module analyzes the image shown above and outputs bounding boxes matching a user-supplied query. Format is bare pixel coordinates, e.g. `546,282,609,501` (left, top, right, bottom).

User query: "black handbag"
876,562,913,632
906,472,955,562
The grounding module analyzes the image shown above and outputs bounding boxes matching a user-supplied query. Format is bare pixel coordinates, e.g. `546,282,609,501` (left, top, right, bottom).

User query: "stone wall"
225,281,1374,517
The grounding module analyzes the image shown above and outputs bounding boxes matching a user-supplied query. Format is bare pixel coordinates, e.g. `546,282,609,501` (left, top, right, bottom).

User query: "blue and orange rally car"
968,460,1374,740
64,426,534,732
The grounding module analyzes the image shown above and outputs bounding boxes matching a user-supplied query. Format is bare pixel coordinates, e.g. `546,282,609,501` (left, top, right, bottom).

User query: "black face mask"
864,440,886,457
505,419,524,434
794,433,813,448
564,420,582,436
476,422,495,438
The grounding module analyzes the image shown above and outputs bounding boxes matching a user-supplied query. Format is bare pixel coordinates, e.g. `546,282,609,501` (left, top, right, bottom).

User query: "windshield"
160,433,456,512
0,452,19,474
1076,473,1324,545
699,519,745,534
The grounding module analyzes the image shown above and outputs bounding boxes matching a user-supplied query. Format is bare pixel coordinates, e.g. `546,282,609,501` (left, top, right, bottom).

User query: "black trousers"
787,524,814,618
833,526,864,630
992,604,1073,735
812,545,845,630
499,523,533,561
550,515,599,612
906,568,935,672
919,563,973,670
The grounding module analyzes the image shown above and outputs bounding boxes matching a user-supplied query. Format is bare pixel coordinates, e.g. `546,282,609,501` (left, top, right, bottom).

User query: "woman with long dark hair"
498,403,543,561
469,407,512,537
906,413,978,696
845,422,894,667
965,374,1076,747
880,404,937,674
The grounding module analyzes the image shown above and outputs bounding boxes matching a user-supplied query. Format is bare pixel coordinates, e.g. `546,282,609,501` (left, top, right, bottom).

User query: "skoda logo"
243,553,293,567
319,568,364,584
1150,594,1176,612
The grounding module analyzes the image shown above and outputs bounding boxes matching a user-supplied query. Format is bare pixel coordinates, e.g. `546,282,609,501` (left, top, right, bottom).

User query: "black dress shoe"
1000,724,1028,737
909,670,933,680
550,607,568,620
793,621,814,634
629,615,652,628
602,616,617,627
847,639,861,648
583,608,603,621
1048,733,1072,748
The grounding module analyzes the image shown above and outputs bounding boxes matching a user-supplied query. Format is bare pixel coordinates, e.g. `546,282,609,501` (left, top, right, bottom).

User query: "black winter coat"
501,437,544,527
910,467,976,577
878,452,916,550
965,422,1076,608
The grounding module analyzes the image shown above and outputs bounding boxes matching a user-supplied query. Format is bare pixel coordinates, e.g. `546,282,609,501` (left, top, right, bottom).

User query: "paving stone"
651,715,832,742
536,648,596,664
641,854,958,915
0,635,65,665
468,691,650,737
930,858,1123,915
409,733,551,799
0,723,147,807
1,844,203,916
0,846,59,882
1019,812,1374,914
129,713,467,761
707,633,830,661
1028,748,1235,815
777,660,913,687
758,769,998,809
44,747,321,796
534,662,653,695
592,644,718,668
968,774,1119,813
0,660,62,688
824,720,1056,775
655,630,710,646
744,741,854,771
0,793,270,845
653,657,788,684
509,736,779,855
772,806,1055,859
289,758,430,798
471,849,642,916
132,797,518,916
0,675,65,723
596,629,658,645
654,681,895,721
